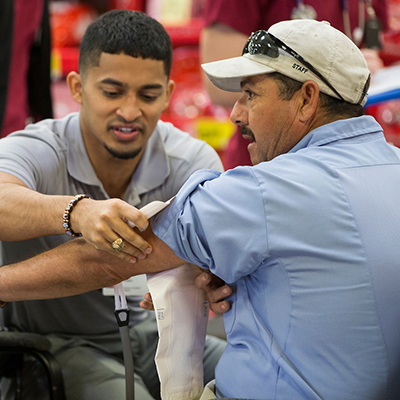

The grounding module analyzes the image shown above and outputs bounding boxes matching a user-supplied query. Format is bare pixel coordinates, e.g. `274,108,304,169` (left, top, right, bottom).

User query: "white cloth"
199,380,216,400
147,265,209,400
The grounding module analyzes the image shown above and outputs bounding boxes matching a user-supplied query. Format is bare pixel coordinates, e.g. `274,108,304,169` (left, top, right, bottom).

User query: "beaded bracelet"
62,194,90,237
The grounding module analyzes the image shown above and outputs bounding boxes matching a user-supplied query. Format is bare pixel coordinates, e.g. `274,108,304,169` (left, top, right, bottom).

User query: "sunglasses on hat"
242,30,346,102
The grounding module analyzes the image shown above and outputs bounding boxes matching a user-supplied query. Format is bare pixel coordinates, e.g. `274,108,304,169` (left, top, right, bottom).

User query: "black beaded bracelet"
62,194,90,237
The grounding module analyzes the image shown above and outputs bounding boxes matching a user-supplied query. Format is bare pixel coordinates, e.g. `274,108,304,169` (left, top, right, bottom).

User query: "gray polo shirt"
0,112,223,335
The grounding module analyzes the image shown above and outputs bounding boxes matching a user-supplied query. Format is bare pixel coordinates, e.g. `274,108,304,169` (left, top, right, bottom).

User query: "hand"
195,270,232,314
71,198,152,263
140,292,155,311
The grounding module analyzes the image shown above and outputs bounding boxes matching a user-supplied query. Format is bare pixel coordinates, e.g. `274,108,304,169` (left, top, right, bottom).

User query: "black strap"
27,0,54,123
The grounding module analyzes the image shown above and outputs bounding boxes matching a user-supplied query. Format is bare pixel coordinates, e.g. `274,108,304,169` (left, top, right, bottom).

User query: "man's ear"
163,79,176,110
298,80,320,123
66,71,83,105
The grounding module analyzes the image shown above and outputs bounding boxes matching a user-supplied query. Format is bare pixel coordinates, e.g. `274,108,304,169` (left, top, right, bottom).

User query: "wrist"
62,194,90,237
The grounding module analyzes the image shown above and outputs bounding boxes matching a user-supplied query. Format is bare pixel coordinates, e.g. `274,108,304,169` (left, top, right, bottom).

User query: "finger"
112,239,152,259
104,222,152,258
122,205,149,232
104,242,139,262
206,284,232,304
209,299,231,315
104,236,140,263
100,248,138,264
139,293,155,311
99,198,150,232
195,271,212,290
139,300,155,311
112,224,153,255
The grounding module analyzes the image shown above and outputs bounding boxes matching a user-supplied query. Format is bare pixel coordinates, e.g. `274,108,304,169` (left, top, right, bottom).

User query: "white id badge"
102,274,149,297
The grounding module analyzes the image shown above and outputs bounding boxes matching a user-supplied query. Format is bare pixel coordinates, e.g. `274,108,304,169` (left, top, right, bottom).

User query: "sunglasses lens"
259,33,279,58
242,31,279,58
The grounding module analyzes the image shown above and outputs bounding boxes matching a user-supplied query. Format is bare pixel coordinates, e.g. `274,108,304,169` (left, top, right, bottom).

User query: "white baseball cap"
201,19,371,106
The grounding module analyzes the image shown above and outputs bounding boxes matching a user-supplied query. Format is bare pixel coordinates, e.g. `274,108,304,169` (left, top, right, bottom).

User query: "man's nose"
116,96,142,122
230,96,247,126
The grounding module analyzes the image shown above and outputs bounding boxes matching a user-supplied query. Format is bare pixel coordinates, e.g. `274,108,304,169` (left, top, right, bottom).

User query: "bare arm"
200,22,248,107
0,225,185,303
0,173,151,261
0,174,68,240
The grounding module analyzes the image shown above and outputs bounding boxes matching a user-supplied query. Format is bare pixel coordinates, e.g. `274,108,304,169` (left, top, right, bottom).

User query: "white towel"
147,264,209,400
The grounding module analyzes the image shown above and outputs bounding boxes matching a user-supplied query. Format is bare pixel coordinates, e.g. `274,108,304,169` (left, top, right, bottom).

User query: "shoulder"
6,113,79,150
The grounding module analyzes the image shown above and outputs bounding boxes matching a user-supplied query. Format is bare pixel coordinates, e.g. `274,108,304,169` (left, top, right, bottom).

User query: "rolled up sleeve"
151,167,269,283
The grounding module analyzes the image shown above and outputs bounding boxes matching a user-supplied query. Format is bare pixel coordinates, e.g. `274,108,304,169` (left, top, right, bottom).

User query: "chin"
104,144,142,160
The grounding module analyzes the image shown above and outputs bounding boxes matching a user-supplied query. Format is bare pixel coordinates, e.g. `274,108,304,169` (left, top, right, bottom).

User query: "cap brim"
201,55,276,92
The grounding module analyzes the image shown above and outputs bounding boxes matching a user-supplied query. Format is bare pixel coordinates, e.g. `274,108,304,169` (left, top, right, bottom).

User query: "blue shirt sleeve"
151,167,270,283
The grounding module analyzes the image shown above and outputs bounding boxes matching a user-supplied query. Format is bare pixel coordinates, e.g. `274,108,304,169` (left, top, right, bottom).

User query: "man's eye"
103,90,120,98
245,90,255,100
141,94,158,102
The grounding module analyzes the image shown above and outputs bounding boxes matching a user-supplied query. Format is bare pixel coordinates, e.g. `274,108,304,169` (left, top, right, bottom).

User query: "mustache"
240,126,255,142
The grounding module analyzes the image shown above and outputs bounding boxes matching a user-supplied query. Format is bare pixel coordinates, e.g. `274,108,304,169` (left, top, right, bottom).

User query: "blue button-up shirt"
153,115,400,399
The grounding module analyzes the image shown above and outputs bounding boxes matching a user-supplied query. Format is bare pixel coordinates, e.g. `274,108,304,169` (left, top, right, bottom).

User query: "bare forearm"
0,239,122,302
0,176,76,241
0,227,185,302
0,173,151,260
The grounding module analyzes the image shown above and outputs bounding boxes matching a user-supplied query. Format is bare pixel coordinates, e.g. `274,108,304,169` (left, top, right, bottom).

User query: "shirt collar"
66,113,100,187
289,115,383,154
129,123,170,196
66,113,170,201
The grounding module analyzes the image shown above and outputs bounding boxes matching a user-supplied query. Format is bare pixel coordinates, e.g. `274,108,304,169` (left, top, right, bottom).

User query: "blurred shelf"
52,17,203,77
164,17,203,47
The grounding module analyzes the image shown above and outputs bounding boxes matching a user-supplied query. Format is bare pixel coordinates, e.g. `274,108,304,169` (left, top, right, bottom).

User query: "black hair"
268,72,365,119
79,10,172,79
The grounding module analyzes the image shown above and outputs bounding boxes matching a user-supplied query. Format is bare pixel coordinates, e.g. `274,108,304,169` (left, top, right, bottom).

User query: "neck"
89,147,143,199
97,162,137,199
304,110,346,136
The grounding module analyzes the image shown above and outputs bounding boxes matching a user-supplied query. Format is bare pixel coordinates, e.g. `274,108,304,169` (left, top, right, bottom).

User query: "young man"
0,10,225,400
2,17,400,400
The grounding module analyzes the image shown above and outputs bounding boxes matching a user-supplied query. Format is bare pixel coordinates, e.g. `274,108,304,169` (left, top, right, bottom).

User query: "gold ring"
111,237,124,251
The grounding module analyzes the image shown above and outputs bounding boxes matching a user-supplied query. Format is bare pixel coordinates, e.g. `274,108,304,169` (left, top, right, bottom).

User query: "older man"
148,19,400,400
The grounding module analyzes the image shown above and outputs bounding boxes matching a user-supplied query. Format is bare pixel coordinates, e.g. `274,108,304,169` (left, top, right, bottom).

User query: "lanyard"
114,282,135,400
